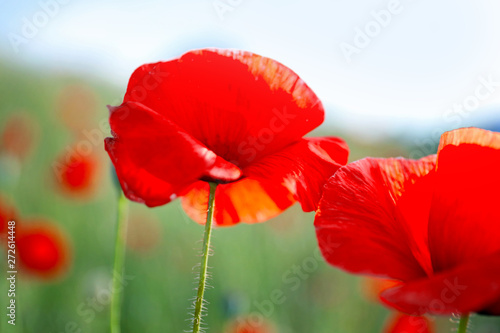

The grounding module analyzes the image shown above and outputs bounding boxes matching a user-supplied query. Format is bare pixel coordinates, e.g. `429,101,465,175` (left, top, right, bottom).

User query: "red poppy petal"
109,101,241,183
105,102,242,205
106,138,186,206
204,155,243,183
383,313,434,333
181,178,294,226
381,251,500,315
124,49,324,168
244,137,349,211
429,128,500,272
315,157,436,282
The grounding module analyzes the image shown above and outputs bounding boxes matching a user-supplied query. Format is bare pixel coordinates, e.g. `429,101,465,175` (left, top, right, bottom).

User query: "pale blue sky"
1,0,500,138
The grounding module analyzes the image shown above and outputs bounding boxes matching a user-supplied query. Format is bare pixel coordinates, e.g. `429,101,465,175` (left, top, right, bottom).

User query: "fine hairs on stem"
190,182,217,333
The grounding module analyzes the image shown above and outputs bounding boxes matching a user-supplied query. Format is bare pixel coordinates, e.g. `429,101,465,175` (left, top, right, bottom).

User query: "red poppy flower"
16,220,70,279
315,128,500,315
384,313,434,333
105,49,348,226
52,146,99,197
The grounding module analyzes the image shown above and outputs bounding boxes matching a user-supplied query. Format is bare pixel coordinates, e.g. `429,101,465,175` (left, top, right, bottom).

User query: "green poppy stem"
110,192,129,333
457,313,470,333
192,182,217,333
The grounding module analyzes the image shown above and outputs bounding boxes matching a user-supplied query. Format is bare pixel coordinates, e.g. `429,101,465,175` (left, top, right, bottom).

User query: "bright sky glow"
1,0,500,137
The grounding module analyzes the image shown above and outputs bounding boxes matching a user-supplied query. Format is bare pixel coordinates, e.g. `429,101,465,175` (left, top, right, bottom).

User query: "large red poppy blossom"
315,128,500,315
16,220,70,279
105,49,348,226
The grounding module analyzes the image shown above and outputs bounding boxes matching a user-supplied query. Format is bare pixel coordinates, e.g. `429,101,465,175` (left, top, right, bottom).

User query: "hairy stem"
192,182,217,333
457,313,470,333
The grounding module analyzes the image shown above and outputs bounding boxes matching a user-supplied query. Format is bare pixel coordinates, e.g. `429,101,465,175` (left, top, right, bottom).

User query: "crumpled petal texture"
315,127,500,315
106,49,349,225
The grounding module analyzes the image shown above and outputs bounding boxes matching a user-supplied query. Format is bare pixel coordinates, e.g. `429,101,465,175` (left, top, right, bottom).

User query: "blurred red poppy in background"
52,145,100,198
315,128,500,315
224,316,276,333
17,220,71,279
106,48,348,226
0,112,39,162
56,84,98,133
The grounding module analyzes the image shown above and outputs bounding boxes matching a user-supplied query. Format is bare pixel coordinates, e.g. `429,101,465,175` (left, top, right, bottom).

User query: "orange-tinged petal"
182,137,348,226
181,179,291,226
